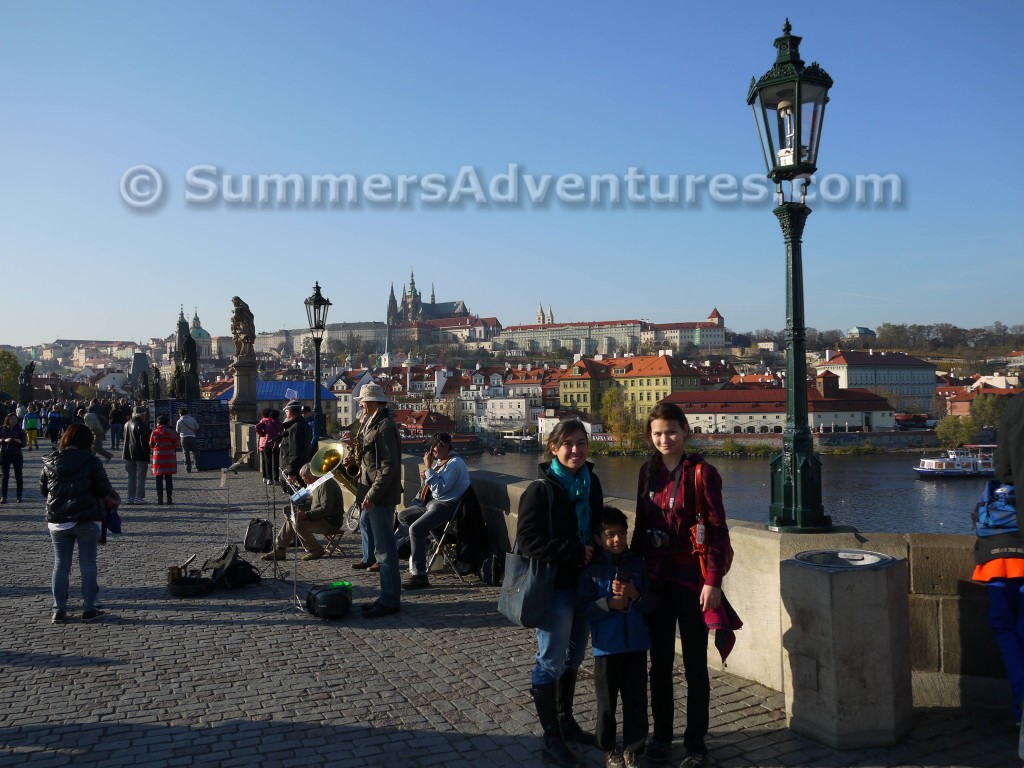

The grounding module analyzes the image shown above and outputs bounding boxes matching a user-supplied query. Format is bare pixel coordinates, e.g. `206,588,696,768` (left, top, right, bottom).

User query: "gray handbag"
497,481,556,628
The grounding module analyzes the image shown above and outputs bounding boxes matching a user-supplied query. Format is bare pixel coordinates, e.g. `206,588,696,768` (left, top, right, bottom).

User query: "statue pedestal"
228,358,258,426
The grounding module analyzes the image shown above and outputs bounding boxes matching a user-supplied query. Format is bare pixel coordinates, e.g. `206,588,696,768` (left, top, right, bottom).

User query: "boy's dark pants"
594,649,649,752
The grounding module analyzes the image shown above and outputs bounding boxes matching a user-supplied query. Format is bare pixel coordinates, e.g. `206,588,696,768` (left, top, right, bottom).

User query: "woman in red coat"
149,414,181,505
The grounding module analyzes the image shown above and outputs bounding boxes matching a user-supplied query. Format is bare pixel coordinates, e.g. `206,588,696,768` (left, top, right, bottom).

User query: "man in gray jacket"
343,383,402,618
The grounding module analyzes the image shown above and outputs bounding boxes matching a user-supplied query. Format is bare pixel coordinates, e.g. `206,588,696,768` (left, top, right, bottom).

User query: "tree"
601,387,645,450
935,415,978,448
75,384,99,401
971,393,1008,429
0,350,20,398
301,337,315,357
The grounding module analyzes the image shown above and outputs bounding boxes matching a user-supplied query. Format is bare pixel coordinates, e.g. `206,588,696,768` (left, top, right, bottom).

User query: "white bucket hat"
356,383,388,403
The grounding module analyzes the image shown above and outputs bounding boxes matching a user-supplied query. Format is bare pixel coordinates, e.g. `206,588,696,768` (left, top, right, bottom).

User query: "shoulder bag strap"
692,463,709,579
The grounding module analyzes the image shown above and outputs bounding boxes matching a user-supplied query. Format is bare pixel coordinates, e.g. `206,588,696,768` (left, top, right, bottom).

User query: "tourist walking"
175,407,200,473
149,414,180,505
41,423,114,623
631,403,733,767
517,418,603,768
46,404,64,449
108,400,128,451
22,405,41,451
83,408,113,461
342,384,402,618
122,407,151,504
1,413,28,504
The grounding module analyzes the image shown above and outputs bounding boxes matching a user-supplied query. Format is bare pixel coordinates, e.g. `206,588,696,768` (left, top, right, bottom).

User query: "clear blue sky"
2,1,1021,347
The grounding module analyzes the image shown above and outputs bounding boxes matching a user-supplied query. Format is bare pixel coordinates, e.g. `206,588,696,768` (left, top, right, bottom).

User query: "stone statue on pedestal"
169,308,202,401
228,295,258,426
230,296,256,363
18,362,34,404
151,364,163,401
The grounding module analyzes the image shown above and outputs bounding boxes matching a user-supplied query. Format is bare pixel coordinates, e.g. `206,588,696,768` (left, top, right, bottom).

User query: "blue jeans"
987,578,1024,722
50,522,100,612
359,506,377,565
365,505,400,608
532,587,590,685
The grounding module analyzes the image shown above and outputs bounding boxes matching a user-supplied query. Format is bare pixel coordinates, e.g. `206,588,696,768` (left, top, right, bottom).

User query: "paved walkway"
0,450,1018,767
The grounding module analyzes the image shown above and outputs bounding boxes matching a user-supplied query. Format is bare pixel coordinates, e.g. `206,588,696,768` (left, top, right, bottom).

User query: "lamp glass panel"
799,83,828,167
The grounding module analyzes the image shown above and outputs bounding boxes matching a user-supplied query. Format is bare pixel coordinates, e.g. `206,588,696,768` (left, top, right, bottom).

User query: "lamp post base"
768,448,831,532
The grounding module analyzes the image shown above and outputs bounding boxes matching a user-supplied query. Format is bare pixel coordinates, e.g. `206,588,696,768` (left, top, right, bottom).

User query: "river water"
462,451,985,536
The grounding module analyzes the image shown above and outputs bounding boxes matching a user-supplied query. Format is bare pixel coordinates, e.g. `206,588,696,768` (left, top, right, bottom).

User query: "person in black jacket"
41,423,114,623
122,407,151,504
517,419,603,768
279,401,312,489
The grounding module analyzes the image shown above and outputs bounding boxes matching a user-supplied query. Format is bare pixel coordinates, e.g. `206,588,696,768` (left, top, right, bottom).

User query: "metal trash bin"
781,549,911,749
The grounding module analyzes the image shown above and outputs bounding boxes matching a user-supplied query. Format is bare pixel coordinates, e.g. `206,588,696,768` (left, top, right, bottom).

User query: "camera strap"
667,464,684,512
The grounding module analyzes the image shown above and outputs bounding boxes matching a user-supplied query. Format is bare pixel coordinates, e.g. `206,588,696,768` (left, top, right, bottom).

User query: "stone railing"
445,461,1006,712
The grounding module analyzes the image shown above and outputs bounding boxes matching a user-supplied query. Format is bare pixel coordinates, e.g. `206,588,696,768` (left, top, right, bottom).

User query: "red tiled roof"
664,385,894,413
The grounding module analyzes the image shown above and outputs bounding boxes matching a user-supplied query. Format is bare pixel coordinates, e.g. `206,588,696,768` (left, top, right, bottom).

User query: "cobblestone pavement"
1,450,1018,767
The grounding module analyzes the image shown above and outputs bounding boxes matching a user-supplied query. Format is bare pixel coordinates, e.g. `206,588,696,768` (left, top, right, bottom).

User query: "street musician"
397,432,470,590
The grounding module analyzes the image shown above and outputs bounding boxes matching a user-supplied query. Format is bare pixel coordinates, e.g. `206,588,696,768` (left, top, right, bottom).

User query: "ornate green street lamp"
304,282,332,435
748,20,833,531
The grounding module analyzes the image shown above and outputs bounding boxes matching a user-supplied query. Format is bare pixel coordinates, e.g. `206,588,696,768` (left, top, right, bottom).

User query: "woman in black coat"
516,419,604,767
41,423,113,623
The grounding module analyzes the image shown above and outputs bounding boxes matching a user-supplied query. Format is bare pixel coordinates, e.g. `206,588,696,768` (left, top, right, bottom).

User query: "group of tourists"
0,393,204,625
516,405,734,768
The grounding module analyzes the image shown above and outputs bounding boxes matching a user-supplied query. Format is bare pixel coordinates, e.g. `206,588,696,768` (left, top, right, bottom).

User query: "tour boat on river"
913,444,996,479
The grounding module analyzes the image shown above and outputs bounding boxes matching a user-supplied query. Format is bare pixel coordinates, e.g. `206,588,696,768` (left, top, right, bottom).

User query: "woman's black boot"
557,669,597,748
531,684,583,767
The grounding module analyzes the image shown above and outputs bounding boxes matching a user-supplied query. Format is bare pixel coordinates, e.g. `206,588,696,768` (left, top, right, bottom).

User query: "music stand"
276,470,306,613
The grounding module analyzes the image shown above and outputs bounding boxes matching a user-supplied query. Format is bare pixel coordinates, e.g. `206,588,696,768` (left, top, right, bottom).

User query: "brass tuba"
309,441,360,496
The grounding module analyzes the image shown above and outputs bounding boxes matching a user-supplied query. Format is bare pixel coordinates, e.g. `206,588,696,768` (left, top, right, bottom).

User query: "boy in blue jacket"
578,506,657,768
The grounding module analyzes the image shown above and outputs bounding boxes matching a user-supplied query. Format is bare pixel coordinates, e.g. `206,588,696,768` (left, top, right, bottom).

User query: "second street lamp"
304,282,332,439
747,20,833,532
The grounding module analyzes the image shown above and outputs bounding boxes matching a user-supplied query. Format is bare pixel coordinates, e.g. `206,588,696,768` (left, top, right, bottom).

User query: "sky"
2,1,1022,348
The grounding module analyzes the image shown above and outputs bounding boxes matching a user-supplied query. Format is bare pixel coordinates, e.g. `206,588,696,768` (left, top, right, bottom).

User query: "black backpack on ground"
306,584,351,620
203,544,261,588
479,552,504,586
244,519,274,553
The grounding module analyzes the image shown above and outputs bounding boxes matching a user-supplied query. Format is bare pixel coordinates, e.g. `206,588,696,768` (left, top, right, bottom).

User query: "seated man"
263,463,344,562
398,433,471,590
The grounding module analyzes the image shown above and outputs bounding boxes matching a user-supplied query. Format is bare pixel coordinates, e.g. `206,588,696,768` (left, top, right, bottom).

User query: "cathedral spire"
537,302,544,325
431,283,436,304
547,305,554,325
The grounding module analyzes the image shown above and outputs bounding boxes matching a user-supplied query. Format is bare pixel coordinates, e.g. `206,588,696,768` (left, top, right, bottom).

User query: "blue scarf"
548,459,592,545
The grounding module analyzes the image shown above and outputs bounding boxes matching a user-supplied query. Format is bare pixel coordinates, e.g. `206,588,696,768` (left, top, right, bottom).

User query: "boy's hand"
607,596,630,612
613,579,640,602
